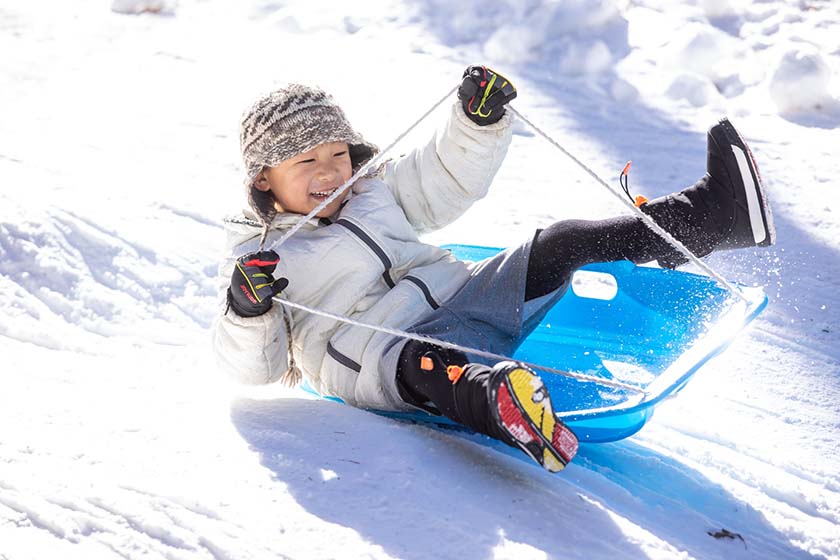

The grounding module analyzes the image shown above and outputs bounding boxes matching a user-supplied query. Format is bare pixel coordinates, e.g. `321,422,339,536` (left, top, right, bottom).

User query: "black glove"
458,65,517,126
227,250,289,318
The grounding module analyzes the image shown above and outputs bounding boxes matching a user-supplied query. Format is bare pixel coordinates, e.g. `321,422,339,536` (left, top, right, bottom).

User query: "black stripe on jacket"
335,218,395,288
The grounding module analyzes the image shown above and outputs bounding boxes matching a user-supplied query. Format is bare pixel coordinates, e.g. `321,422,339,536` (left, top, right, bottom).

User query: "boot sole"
489,363,579,472
710,118,776,248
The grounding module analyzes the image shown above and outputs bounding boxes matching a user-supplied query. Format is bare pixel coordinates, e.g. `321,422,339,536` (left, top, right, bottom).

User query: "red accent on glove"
243,258,280,267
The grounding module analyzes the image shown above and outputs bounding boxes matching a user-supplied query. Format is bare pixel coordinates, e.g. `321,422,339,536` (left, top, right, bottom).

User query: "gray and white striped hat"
240,84,378,224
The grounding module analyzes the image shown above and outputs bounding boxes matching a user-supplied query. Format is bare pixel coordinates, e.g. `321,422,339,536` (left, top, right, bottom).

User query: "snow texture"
1,0,839,558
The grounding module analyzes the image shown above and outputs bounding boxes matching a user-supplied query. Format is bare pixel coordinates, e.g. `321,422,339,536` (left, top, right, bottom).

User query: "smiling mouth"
310,188,338,200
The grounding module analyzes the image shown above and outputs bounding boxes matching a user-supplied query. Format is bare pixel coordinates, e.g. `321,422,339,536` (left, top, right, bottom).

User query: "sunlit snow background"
1,0,838,558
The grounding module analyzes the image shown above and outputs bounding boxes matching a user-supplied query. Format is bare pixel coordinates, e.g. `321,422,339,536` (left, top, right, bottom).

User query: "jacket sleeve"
381,100,513,233
211,258,289,385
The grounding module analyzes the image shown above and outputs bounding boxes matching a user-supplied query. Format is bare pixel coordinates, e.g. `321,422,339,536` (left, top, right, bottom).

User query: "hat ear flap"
348,143,376,172
248,183,278,225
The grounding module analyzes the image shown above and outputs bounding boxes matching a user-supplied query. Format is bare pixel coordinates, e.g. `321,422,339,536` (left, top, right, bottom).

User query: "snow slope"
1,0,838,558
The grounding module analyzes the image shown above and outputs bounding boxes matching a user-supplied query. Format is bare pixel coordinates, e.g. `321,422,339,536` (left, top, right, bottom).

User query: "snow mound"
769,46,838,115
622,2,840,120
665,23,740,81
693,0,748,18
414,0,630,76
666,72,721,107
658,20,752,103
111,0,176,15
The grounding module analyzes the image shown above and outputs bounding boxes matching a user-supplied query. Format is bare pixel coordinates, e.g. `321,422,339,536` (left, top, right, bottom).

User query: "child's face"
255,141,353,217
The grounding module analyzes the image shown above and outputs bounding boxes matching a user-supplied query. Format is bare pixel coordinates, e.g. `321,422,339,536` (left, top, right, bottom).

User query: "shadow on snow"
230,397,817,560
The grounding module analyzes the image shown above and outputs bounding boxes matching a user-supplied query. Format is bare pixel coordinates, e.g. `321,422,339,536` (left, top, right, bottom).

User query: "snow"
769,46,838,116
1,0,839,558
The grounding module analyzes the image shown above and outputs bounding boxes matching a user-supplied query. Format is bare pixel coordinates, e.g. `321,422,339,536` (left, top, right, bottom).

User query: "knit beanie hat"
240,84,379,224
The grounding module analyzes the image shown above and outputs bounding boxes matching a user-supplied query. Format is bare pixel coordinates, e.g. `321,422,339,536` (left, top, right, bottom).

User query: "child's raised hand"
227,250,289,318
458,65,517,126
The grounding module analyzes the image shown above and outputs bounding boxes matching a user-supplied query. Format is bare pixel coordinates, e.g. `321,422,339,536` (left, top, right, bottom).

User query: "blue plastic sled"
303,244,768,444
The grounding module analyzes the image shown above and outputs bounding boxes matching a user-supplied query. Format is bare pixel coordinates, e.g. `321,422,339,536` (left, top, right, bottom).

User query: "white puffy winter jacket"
212,102,513,410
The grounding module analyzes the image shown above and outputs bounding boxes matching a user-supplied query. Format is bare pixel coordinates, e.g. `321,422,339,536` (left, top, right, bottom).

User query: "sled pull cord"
507,107,749,305
251,84,643,396
256,82,739,395
276,297,646,395
263,85,460,254
253,84,645,395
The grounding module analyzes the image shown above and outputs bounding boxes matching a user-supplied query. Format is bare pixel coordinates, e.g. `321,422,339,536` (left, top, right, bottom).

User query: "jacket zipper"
335,218,395,288
326,219,442,372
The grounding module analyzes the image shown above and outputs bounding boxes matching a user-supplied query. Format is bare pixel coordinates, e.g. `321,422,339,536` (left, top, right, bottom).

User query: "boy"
213,66,774,472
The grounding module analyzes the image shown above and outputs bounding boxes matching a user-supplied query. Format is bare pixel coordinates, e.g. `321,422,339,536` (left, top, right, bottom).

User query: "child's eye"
296,158,316,165
334,151,348,158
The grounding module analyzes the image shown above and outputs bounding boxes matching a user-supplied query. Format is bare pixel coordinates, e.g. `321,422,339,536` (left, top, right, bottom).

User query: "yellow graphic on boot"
542,448,564,472
506,366,569,473
507,368,556,441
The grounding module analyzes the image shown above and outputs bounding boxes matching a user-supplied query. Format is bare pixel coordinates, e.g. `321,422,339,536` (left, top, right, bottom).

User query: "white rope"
276,298,646,394
261,82,750,396
260,83,639,395
264,85,460,253
508,106,749,304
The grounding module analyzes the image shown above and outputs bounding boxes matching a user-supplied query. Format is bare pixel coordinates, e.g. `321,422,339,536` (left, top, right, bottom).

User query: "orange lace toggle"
447,365,464,384
620,160,647,207
420,356,434,371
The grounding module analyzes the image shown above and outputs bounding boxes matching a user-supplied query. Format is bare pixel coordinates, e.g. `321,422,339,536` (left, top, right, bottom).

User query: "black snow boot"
639,118,776,268
397,341,579,472
706,118,775,250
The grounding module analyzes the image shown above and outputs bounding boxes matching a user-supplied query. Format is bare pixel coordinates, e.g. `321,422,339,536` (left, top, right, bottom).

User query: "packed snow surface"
2,0,839,558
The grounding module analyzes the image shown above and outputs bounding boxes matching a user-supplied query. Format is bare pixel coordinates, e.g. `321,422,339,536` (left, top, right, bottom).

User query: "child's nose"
317,162,340,181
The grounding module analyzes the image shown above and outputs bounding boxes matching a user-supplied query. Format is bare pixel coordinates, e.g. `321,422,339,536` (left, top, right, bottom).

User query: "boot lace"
620,160,648,207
